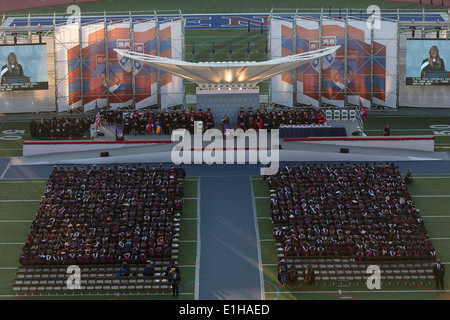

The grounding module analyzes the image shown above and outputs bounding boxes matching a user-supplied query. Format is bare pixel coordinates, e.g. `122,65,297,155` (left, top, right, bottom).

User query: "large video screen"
406,39,450,85
0,44,48,91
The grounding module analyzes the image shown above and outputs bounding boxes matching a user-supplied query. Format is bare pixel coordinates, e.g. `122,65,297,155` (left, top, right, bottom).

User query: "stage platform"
13,121,448,167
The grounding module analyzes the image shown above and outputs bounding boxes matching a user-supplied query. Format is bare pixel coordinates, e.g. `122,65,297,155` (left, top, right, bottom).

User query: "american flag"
95,102,102,129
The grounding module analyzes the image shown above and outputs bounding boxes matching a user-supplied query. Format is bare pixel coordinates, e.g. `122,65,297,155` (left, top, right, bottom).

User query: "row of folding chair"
325,109,357,121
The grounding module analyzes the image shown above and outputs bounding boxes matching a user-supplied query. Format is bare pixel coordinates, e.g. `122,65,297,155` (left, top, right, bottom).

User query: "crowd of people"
269,162,436,262
102,107,216,136
231,106,327,132
27,104,328,140
30,116,94,140
100,105,327,136
19,163,186,266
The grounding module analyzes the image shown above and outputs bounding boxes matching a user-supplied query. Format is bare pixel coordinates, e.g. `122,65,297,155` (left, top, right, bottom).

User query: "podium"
116,124,124,141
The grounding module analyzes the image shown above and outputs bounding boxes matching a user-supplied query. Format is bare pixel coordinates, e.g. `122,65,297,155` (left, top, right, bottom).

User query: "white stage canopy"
114,46,340,88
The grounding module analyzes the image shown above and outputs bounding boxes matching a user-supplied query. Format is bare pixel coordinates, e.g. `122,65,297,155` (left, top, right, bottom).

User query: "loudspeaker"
100,152,109,157
340,148,349,153
352,130,360,136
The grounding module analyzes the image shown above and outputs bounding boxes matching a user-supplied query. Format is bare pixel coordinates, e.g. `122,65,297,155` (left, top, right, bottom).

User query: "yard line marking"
413,176,450,178
0,180,46,183
263,289,449,295
0,158,12,179
423,216,450,218
0,200,40,202
412,195,450,198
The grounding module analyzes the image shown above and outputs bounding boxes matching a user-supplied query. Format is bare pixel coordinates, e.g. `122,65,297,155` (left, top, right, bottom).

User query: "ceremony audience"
19,163,185,266
269,162,436,262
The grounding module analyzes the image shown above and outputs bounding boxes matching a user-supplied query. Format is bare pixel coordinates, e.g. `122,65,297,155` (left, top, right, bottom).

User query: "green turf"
0,202,40,220
363,115,450,152
407,178,450,195
0,182,46,200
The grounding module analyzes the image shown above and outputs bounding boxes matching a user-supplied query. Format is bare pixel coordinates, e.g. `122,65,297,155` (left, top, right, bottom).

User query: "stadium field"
1,173,450,300
1,0,450,308
253,176,450,301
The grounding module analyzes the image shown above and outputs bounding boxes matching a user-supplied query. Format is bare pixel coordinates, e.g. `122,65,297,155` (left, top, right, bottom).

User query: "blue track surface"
197,175,262,300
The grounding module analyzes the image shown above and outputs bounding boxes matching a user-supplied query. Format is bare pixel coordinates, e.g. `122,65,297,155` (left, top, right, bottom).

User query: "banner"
295,19,319,106
373,19,397,108
270,19,294,107
106,21,133,109
133,20,158,109
293,17,397,109
345,20,372,108
55,23,82,112
159,19,184,109
81,22,107,111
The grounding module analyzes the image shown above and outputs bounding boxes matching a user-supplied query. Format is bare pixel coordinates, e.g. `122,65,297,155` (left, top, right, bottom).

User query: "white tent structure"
114,46,340,88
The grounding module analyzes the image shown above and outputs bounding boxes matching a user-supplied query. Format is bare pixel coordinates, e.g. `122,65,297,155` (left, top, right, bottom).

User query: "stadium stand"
269,162,437,286
13,163,185,292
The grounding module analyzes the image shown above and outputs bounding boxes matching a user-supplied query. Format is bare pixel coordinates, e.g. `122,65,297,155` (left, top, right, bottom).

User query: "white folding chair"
333,110,341,121
341,110,348,121
349,110,357,121
325,109,333,122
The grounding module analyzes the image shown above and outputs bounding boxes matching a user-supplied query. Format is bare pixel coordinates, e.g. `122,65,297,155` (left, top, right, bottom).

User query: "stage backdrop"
159,18,184,109
270,16,397,109
55,17,183,112
133,20,158,109
269,19,294,107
